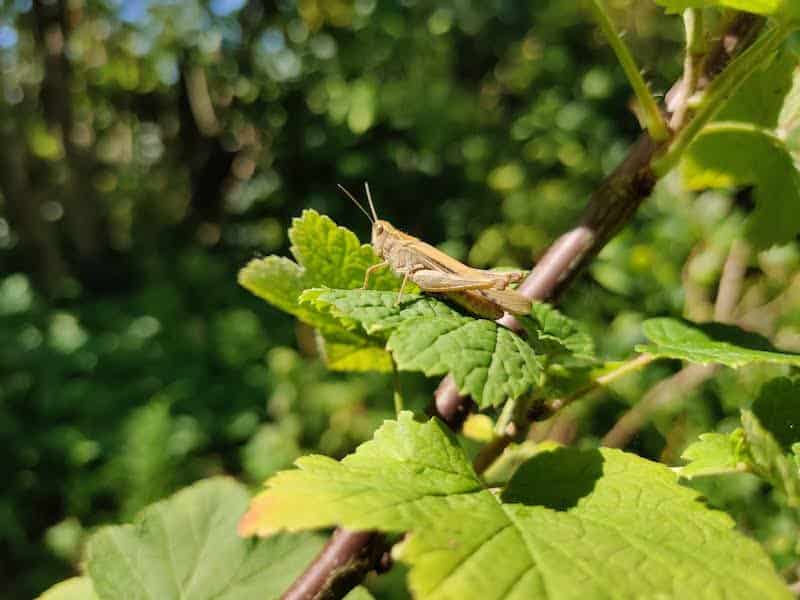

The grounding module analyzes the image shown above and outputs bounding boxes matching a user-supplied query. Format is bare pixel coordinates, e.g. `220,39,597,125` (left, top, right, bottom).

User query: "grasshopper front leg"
363,261,389,289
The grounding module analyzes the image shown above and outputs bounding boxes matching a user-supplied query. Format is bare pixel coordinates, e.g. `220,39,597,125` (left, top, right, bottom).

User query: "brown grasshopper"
339,183,531,320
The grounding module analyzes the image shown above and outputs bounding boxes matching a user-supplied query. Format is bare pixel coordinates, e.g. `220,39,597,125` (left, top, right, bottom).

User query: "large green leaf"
86,477,326,600
241,413,789,600
716,50,798,129
637,317,800,367
301,289,544,407
239,210,403,372
681,124,800,247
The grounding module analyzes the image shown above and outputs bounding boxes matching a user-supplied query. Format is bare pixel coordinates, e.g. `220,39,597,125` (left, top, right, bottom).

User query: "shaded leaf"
317,330,393,373
241,413,788,600
751,377,800,450
681,125,800,247
86,478,325,600
741,409,800,506
637,317,800,367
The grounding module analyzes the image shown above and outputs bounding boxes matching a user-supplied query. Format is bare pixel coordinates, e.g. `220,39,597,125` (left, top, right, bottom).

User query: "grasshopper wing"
476,288,531,315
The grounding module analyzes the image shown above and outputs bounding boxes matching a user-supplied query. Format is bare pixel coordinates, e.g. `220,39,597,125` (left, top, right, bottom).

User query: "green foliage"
242,413,789,599
681,125,800,247
638,318,800,367
525,302,596,361
301,289,544,407
680,50,800,247
681,378,800,505
5,0,800,597
86,478,325,600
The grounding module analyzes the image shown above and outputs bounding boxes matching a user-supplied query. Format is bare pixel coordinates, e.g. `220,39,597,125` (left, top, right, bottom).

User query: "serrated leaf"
741,409,800,505
300,289,460,337
654,0,792,18
239,211,406,372
388,316,543,408
238,256,343,333
637,317,800,367
752,377,800,450
303,290,544,408
680,430,748,478
241,413,789,600
681,125,800,247
525,302,596,361
36,577,99,600
86,477,325,600
288,210,401,292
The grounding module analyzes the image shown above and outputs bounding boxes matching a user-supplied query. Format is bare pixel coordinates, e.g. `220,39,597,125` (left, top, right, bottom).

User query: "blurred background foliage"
1,0,799,597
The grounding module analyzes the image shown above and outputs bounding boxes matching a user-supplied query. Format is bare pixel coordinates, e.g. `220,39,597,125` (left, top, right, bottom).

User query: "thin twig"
668,8,706,129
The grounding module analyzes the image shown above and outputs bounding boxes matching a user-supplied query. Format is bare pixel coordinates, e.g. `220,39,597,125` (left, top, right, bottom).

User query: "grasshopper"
339,183,531,320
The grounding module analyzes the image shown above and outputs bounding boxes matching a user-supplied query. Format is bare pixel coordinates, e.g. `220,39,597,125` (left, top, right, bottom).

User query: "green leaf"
387,316,543,408
241,413,789,600
741,409,800,505
679,430,748,478
239,210,403,372
303,289,544,408
717,49,798,129
637,317,800,367
681,124,800,247
654,0,794,18
751,377,800,450
288,210,401,292
36,577,99,600
300,288,460,338
86,477,325,600
524,302,596,361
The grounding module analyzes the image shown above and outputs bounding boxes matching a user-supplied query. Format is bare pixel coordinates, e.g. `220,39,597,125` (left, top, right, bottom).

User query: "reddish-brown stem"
281,14,766,600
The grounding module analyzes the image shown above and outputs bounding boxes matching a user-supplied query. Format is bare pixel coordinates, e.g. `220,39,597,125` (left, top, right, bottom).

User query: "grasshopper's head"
371,219,395,255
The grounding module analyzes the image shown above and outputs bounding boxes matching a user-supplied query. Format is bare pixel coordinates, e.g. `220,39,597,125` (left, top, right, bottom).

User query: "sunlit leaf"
241,413,789,600
638,318,800,367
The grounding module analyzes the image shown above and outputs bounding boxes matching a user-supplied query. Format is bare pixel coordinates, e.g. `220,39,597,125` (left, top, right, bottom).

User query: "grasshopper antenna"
364,182,379,222
337,184,374,224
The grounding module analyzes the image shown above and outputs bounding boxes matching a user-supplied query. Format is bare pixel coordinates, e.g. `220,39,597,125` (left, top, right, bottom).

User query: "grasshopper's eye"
375,224,384,234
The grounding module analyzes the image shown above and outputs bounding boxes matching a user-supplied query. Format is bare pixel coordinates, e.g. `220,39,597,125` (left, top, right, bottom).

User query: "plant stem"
392,362,404,415
669,8,706,128
545,353,657,415
588,0,669,141
654,22,791,175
